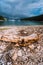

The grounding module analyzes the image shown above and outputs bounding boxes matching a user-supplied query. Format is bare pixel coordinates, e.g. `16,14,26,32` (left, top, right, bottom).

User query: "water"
0,20,43,26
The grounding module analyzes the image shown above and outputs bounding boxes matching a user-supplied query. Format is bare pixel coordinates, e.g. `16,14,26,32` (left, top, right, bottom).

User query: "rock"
0,43,8,53
7,62,12,65
0,35,2,40
27,62,36,65
0,32,40,47
37,45,41,50
18,50,22,56
0,26,43,65
23,47,26,52
38,63,43,65
9,49,15,57
24,33,39,42
0,53,3,57
18,30,28,36
1,35,20,43
12,52,17,61
29,44,35,50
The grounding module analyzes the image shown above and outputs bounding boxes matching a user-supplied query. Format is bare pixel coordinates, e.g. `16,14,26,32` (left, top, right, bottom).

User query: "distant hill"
20,15,43,21
0,16,5,20
0,16,7,21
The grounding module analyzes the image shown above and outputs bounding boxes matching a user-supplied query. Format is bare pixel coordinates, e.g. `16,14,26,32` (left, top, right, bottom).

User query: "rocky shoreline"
0,26,43,65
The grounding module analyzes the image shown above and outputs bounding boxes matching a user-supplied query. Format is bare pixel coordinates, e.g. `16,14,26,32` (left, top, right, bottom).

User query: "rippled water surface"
0,20,43,26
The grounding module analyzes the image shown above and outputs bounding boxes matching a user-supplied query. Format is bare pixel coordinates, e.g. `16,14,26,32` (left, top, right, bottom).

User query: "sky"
0,0,43,18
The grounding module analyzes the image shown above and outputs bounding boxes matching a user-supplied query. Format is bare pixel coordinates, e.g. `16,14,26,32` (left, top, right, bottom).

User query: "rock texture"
0,26,43,65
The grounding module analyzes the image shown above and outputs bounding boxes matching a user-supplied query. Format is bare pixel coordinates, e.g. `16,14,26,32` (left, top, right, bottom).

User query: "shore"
0,26,43,65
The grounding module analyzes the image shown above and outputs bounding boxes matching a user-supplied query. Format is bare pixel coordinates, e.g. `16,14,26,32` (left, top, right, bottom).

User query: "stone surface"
18,50,22,56
0,26,43,65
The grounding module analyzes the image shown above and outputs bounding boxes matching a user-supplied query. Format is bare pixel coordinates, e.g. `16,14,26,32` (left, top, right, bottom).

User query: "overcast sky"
0,0,43,17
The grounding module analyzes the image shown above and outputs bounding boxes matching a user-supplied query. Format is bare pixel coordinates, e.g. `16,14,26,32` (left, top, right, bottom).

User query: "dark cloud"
0,0,43,17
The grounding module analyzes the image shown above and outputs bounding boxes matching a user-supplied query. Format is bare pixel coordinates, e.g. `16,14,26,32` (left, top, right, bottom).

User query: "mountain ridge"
20,14,43,21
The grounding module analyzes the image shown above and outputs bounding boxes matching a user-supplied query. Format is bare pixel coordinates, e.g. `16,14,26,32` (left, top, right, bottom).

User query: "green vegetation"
20,14,43,21
0,16,5,20
0,16,7,21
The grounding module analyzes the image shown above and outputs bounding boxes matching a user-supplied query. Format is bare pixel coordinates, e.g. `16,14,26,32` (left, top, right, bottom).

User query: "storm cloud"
0,0,43,17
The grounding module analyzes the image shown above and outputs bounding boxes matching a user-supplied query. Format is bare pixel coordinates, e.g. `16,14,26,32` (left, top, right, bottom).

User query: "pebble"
0,27,43,65
37,45,41,50
7,62,12,65
12,52,17,61
23,47,26,52
29,44,35,50
18,50,22,56
0,44,7,53
38,63,43,65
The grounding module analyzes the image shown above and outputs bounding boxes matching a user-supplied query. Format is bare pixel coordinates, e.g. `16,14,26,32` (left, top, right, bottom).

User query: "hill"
20,15,43,21
0,16,7,21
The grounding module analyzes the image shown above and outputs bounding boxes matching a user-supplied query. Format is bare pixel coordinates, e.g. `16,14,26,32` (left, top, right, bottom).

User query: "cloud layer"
0,0,43,17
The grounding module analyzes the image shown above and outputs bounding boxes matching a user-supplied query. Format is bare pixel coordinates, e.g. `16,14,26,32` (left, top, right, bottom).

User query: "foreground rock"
0,33,39,46
0,26,43,65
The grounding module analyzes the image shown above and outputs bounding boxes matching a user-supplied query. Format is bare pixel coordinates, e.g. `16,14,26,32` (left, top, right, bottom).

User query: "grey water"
0,20,43,26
